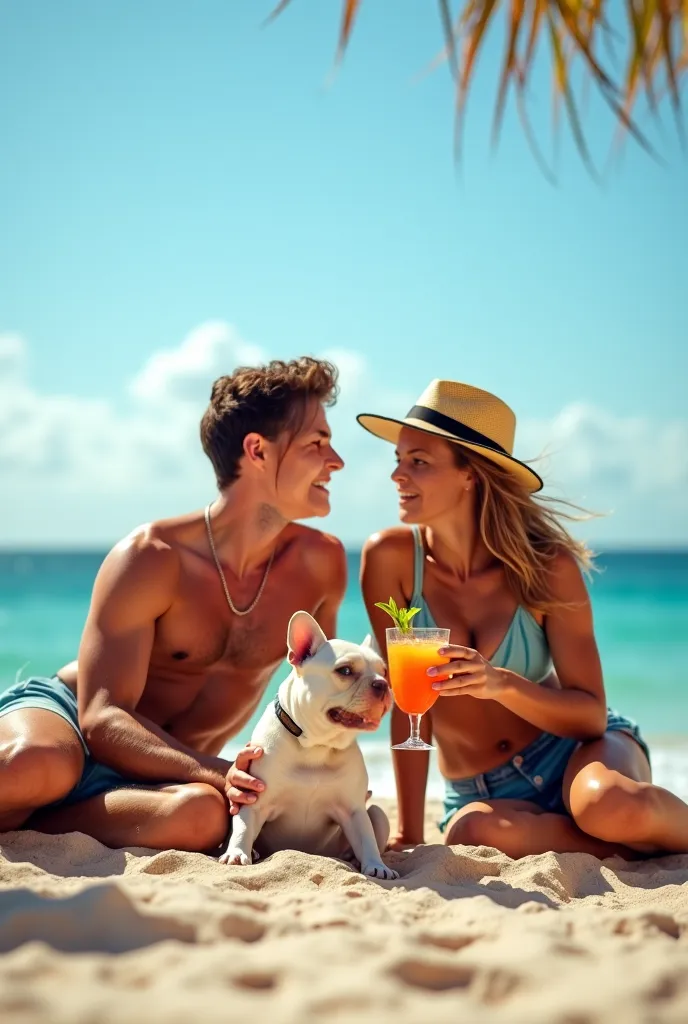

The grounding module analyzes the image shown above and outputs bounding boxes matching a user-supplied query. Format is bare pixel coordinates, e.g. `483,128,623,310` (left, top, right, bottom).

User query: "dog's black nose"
370,677,389,698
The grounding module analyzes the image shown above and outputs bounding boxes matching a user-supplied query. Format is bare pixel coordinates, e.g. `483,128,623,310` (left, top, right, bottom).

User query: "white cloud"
129,321,264,405
518,403,688,493
0,333,25,381
514,404,688,546
0,327,686,547
320,347,367,395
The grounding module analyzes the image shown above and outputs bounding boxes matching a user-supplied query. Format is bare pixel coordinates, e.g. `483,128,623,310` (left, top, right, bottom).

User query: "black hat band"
407,405,509,457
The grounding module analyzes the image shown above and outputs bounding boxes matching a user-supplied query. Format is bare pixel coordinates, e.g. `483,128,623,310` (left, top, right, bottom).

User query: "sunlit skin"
362,426,688,860
0,399,348,852
367,428,551,780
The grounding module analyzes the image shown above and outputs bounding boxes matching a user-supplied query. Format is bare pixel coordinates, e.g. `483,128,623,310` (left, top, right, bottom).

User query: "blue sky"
1,0,686,547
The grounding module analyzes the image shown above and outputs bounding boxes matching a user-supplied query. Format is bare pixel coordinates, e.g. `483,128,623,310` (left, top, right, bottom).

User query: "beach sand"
1,800,687,1024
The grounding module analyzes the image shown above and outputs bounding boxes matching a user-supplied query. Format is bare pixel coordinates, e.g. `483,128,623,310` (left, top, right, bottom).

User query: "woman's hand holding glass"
427,645,507,699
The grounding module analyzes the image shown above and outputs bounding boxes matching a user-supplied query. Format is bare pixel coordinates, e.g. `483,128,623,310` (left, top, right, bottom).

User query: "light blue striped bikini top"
409,526,553,684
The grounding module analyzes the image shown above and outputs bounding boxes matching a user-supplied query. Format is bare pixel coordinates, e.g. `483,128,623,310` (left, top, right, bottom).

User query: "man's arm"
77,530,229,792
310,533,348,639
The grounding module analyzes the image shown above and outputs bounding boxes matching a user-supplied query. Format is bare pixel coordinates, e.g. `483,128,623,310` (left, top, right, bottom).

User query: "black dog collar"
274,696,303,738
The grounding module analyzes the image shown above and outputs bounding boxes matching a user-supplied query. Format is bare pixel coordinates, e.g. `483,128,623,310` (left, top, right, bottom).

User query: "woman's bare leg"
563,732,688,854
444,797,637,859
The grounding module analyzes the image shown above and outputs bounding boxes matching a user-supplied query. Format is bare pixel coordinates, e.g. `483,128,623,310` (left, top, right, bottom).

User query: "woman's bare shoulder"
362,526,415,560
545,546,590,605
361,529,417,596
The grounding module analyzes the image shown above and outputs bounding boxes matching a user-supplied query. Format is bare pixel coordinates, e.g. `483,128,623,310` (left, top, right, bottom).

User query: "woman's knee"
0,736,83,810
569,763,657,841
444,806,483,847
165,783,229,852
445,803,527,851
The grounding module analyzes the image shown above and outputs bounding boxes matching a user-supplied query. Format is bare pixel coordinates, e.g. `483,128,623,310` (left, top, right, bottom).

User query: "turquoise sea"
1,550,687,802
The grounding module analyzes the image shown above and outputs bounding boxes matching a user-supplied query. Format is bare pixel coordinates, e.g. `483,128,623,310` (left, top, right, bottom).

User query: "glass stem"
409,714,422,744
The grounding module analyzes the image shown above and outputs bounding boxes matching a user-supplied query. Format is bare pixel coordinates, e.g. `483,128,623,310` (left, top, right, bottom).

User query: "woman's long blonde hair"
453,445,597,612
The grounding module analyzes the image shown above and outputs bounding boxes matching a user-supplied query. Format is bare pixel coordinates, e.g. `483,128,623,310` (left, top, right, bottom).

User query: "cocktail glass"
386,627,450,750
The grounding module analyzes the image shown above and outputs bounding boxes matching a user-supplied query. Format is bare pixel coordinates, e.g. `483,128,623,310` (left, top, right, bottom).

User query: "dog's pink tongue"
329,708,379,729
337,710,364,727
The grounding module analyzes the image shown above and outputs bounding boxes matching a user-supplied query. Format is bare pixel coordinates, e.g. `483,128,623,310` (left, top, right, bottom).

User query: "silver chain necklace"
204,503,275,617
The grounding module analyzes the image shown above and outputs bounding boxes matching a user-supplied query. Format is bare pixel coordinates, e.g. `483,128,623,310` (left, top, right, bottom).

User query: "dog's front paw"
219,847,252,866
361,860,399,880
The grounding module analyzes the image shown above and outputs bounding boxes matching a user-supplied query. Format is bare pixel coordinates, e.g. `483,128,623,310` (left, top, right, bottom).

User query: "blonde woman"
358,380,688,858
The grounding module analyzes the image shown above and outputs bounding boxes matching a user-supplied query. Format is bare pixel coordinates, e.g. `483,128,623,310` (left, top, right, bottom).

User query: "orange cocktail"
387,640,445,714
386,627,450,750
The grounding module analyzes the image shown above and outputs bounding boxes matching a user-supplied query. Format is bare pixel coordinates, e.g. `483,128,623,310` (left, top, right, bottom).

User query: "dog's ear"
361,634,383,656
287,611,328,666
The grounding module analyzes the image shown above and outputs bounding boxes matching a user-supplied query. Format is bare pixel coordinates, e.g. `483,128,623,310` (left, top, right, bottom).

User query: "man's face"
270,400,344,521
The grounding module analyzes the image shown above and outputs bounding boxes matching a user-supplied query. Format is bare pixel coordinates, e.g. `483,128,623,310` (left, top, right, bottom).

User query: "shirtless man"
0,357,346,852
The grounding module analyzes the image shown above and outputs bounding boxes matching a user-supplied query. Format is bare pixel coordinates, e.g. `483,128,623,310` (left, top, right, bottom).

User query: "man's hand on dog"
225,744,265,815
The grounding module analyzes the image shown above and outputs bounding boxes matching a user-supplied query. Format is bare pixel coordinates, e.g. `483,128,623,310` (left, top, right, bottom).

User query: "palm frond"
337,0,362,60
270,0,687,171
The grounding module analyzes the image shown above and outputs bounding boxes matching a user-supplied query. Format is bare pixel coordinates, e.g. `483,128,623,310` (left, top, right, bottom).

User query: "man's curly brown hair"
200,356,339,490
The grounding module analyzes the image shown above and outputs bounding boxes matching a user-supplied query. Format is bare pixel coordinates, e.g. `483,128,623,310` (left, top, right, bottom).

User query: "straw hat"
356,379,543,494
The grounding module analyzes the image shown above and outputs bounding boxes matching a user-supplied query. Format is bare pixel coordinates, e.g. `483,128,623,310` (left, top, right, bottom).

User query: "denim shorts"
0,675,155,807
439,709,650,833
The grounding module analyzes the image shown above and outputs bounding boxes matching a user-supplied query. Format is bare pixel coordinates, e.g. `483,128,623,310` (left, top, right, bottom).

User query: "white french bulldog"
219,611,399,880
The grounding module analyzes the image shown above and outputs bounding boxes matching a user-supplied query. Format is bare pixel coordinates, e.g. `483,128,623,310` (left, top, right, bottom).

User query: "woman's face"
391,427,473,525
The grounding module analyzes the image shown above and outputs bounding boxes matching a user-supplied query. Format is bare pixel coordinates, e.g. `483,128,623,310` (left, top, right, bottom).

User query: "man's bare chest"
140,604,290,732
151,564,324,673
151,601,290,673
